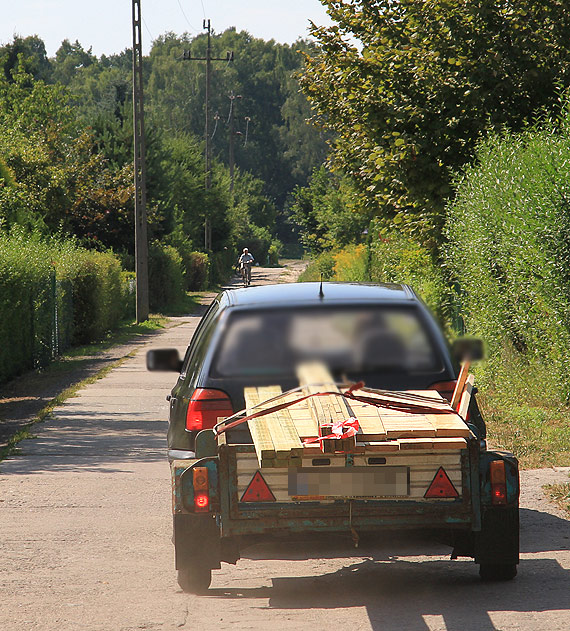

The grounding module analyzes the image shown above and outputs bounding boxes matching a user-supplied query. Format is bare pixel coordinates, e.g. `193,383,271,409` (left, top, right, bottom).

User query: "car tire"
479,563,517,581
177,564,212,593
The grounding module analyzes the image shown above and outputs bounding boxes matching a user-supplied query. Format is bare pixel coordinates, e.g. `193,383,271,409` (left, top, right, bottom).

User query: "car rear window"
213,306,443,377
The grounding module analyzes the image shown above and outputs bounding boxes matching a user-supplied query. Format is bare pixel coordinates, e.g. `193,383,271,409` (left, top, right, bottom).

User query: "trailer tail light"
193,466,210,512
490,460,507,506
186,388,233,431
424,467,459,499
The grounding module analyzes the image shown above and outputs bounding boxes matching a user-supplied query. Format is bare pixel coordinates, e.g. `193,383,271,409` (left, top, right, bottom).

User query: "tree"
0,35,52,83
291,166,369,255
301,0,570,243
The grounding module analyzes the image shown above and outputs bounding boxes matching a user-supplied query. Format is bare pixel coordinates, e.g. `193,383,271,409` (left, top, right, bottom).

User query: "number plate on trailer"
288,466,410,498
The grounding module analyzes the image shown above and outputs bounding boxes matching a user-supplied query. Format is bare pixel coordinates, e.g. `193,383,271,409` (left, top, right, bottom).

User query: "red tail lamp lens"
193,467,210,513
194,493,209,511
186,388,233,431
490,460,507,506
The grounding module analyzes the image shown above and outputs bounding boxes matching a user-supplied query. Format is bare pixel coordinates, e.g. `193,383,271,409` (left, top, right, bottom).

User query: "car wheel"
177,564,212,593
479,563,517,581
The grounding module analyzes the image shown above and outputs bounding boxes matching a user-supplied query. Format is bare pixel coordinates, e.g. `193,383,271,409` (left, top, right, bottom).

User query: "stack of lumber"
242,362,474,468
243,385,303,468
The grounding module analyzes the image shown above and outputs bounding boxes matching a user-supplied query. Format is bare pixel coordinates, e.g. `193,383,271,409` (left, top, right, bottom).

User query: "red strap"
303,417,360,445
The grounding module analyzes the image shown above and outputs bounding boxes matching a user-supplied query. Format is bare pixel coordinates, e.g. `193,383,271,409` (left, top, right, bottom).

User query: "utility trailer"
170,361,520,593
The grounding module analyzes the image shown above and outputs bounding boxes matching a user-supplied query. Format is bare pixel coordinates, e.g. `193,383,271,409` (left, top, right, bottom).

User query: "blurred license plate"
289,467,409,498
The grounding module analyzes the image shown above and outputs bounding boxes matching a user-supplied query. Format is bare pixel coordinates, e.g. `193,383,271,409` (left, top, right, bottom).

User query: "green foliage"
369,231,450,326
0,230,128,383
445,114,570,399
146,30,326,208
148,241,186,312
298,250,336,282
302,0,570,242
291,167,370,255
333,244,368,282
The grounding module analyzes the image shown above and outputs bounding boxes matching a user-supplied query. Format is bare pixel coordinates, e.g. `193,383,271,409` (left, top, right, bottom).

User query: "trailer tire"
479,563,517,581
177,565,212,594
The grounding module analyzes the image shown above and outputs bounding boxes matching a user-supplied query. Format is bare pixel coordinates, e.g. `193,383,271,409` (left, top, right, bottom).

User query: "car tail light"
193,466,210,513
490,460,507,506
186,388,233,431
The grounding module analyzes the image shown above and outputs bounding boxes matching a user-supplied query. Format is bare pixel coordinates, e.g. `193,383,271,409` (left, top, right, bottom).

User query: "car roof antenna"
319,274,325,300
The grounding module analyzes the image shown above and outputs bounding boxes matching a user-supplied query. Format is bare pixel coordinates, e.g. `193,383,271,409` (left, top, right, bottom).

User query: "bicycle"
240,263,252,287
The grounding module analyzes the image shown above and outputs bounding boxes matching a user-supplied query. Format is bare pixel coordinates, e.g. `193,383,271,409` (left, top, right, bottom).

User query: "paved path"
1,262,569,631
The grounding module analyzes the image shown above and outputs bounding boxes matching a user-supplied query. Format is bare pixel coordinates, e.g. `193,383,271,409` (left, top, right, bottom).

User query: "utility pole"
131,0,149,322
228,92,242,193
183,20,234,250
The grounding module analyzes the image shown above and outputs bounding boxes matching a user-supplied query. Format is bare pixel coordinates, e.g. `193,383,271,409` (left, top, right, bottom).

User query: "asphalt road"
1,262,569,631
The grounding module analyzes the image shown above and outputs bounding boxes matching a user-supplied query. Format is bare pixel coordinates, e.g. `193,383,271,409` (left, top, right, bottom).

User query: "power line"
182,19,234,249
142,17,154,42
176,0,199,32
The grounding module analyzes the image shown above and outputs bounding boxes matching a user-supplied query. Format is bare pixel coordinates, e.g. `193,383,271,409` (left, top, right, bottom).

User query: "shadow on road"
0,411,168,474
208,556,568,630
204,508,569,630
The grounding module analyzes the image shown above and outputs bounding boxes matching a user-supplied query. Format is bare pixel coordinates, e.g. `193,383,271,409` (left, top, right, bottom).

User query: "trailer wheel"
479,563,517,581
177,564,212,594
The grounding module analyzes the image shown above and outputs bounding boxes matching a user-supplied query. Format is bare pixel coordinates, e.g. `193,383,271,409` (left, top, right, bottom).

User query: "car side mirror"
146,348,183,372
451,337,484,363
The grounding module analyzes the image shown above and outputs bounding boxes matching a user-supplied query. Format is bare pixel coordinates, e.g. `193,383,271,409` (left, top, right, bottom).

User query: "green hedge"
184,251,210,291
0,231,129,384
445,124,570,399
148,241,185,311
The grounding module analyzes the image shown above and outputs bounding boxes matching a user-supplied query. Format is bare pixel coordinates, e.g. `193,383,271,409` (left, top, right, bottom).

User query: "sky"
2,0,334,57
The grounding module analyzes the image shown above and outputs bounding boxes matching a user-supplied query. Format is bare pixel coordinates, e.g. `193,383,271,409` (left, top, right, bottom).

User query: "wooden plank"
399,438,435,450
296,362,355,453
244,387,275,466
286,402,319,440
360,441,400,452
347,398,387,440
380,413,436,438
256,385,303,457
451,360,471,409
458,374,475,420
426,413,471,438
431,437,468,450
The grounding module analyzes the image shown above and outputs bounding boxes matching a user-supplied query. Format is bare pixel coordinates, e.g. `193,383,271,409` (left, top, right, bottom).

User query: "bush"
267,240,282,266
148,241,186,312
369,233,451,327
333,244,368,282
210,248,235,286
184,251,210,291
60,250,126,344
0,230,129,383
445,121,570,398
298,250,336,282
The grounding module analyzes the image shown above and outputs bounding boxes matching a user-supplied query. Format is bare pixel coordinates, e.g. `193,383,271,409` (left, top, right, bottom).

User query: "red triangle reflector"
241,471,276,502
424,467,459,499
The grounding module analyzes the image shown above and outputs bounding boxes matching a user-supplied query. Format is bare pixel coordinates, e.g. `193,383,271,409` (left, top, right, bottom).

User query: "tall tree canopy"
302,0,570,242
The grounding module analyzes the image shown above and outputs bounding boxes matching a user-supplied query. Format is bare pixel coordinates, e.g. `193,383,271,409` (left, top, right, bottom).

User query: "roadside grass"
158,291,202,316
543,480,570,517
473,350,570,469
0,354,131,462
64,314,167,357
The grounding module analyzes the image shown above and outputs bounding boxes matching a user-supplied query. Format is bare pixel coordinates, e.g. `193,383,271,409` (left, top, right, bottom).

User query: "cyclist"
238,248,254,286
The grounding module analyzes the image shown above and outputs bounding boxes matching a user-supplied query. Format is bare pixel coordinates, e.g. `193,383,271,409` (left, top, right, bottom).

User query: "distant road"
1,261,569,631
